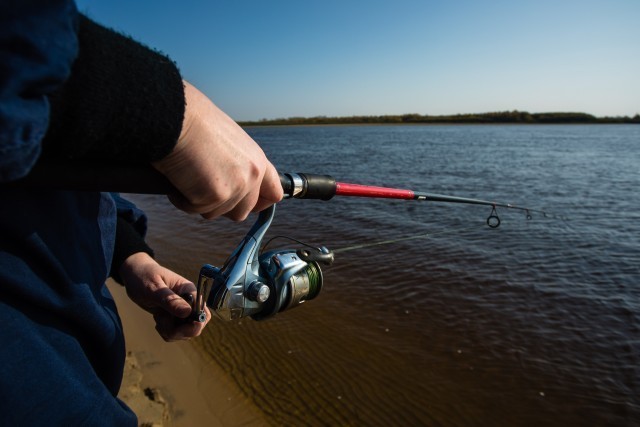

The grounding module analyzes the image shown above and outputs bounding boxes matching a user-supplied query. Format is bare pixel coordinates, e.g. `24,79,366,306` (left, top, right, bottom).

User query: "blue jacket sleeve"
110,193,155,284
0,0,79,181
111,193,149,238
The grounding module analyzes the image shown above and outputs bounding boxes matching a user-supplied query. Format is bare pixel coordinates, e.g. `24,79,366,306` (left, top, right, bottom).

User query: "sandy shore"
107,280,267,427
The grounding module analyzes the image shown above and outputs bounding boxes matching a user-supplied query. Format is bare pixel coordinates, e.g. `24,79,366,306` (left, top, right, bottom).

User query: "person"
0,1,282,424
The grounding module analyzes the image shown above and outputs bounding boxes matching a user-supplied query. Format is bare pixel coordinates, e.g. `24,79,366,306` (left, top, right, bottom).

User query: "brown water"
127,125,639,426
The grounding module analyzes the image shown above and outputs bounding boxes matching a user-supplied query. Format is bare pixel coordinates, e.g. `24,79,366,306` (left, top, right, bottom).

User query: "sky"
75,0,639,121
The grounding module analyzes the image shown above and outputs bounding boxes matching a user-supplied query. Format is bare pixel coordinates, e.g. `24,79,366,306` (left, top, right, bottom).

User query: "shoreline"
238,112,639,127
241,121,634,128
107,280,267,427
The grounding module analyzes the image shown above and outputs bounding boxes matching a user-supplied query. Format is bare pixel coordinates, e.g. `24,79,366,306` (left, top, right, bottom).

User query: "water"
128,125,640,426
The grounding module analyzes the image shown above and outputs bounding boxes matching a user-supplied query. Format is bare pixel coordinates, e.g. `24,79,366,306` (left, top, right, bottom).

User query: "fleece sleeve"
41,14,185,163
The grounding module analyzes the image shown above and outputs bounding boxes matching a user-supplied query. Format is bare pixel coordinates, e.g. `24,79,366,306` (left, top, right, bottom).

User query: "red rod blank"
335,182,415,199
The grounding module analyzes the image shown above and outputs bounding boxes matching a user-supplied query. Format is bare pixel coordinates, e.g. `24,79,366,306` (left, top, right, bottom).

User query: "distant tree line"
239,111,640,126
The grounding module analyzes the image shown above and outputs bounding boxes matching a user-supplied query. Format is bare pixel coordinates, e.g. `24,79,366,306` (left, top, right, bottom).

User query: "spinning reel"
191,204,334,322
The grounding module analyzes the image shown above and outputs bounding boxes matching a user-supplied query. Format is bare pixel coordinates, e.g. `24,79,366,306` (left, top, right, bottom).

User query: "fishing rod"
10,162,554,226
278,172,556,227
9,162,557,322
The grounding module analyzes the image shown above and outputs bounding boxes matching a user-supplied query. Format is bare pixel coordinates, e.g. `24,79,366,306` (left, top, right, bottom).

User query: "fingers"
219,163,282,221
167,162,283,221
222,185,261,222
253,164,284,213
153,284,211,342
220,167,283,221
157,283,195,319
154,310,209,342
121,250,213,342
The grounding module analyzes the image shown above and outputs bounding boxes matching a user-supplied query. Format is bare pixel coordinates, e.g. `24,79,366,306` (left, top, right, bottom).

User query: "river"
128,124,640,426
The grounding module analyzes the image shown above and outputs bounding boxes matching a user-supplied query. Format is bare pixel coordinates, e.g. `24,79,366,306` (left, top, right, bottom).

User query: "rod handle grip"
279,173,336,200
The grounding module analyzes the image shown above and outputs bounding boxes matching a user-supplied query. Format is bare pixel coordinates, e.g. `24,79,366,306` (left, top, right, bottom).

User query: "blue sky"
75,0,639,121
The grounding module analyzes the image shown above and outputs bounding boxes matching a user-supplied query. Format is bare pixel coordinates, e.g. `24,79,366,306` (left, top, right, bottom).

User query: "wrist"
118,252,156,284
121,251,154,268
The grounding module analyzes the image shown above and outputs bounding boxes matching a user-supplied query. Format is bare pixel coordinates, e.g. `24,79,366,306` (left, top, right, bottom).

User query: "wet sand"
107,280,267,427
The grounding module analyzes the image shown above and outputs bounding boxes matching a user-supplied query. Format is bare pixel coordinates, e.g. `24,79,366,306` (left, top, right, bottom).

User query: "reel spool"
250,250,325,321
191,205,333,322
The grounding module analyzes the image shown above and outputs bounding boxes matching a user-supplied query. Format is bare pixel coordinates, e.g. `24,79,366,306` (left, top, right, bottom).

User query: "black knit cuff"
110,217,155,285
42,15,185,163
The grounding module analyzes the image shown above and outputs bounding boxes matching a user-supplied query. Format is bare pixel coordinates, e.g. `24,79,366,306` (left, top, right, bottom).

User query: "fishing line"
261,235,321,254
262,222,484,257
333,223,482,254
262,204,538,257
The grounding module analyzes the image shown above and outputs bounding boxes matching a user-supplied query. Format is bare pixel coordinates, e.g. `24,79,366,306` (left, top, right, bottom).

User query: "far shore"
238,111,639,127
240,121,636,128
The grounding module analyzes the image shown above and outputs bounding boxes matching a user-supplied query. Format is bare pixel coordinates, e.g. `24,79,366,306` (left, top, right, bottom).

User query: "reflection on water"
129,125,640,426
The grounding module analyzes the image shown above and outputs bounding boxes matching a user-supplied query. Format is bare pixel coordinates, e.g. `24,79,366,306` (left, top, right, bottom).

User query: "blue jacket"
1,1,184,424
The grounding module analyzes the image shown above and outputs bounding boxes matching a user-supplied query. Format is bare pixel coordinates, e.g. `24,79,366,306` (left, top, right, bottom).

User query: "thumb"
159,287,194,318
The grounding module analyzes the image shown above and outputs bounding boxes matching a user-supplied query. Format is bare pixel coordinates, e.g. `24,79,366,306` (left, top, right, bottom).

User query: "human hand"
119,252,210,342
152,80,283,221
